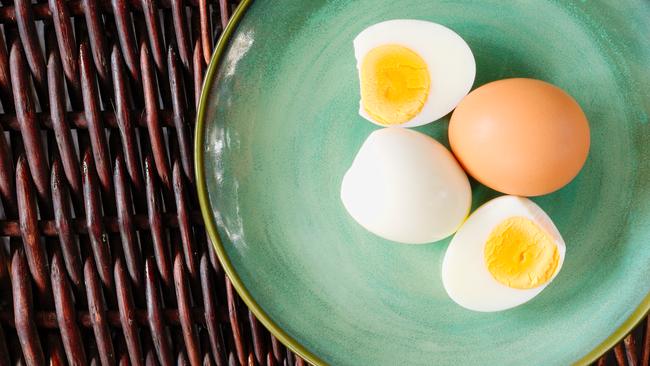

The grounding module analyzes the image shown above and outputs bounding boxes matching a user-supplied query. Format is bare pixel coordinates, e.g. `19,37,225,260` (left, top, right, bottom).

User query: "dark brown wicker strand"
0,1,645,365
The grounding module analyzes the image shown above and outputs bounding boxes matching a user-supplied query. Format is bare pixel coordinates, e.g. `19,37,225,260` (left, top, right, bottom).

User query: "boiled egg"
449,78,590,196
353,19,476,127
442,196,565,312
340,128,471,244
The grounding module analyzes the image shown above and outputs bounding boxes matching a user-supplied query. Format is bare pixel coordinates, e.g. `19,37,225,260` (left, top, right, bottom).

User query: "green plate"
196,1,650,365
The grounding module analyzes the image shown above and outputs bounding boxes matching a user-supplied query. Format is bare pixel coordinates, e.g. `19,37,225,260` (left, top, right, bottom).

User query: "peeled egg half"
340,128,471,244
353,19,476,127
442,196,565,312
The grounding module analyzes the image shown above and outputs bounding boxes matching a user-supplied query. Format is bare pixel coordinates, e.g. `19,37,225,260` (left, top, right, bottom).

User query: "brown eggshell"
449,78,590,196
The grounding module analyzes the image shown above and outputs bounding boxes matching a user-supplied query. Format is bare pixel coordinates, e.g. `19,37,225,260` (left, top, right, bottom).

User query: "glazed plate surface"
196,1,650,365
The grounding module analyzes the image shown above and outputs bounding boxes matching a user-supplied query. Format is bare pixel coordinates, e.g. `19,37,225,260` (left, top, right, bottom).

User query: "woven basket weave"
0,0,645,365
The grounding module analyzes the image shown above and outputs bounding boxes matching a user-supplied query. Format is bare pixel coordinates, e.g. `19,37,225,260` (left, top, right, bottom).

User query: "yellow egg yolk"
360,45,430,125
484,216,559,289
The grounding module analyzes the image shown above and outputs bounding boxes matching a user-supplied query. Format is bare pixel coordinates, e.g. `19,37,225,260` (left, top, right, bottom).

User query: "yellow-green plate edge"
195,1,324,365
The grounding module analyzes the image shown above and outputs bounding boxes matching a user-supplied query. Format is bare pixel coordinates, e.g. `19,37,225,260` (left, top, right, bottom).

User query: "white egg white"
353,19,476,128
340,128,471,244
441,196,566,312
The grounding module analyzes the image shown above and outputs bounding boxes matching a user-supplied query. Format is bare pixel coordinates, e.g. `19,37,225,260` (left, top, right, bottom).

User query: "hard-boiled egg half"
340,128,471,244
354,19,476,127
442,196,566,312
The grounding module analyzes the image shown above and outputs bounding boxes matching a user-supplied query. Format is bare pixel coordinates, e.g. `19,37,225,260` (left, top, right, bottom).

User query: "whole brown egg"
448,78,590,196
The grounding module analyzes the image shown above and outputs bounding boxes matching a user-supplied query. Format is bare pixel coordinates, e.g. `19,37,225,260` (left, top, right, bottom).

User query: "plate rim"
194,1,650,365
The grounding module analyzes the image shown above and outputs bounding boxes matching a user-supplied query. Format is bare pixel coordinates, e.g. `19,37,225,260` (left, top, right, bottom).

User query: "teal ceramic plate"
196,1,650,365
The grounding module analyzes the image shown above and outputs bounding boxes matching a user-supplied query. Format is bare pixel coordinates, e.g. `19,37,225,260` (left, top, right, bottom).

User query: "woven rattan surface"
0,0,645,365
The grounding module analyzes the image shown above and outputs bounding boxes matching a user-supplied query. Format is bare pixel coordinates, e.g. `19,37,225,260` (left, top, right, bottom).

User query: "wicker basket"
0,0,645,365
